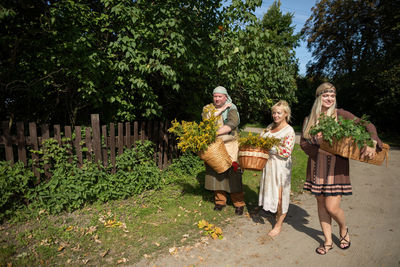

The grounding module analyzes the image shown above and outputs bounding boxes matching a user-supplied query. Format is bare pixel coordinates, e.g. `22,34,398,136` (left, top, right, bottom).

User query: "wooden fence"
0,114,178,177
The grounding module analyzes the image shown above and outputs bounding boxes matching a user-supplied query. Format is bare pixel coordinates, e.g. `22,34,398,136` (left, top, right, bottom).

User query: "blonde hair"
303,82,337,139
271,100,291,123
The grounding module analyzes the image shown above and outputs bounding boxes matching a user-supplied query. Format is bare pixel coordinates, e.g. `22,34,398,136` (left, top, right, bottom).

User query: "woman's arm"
276,130,296,158
300,117,319,158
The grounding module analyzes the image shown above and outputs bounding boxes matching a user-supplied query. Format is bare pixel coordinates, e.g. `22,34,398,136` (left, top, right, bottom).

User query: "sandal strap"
340,228,350,243
316,243,333,254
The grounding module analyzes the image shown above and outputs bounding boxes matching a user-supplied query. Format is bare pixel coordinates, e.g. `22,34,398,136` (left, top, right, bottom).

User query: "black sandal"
339,228,351,250
315,243,333,255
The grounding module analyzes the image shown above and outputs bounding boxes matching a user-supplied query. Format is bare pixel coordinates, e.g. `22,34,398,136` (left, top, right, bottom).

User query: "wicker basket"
238,146,269,171
319,137,390,166
199,138,232,173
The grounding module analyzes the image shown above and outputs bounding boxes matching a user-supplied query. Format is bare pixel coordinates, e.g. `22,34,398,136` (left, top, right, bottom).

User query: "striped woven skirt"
303,152,352,196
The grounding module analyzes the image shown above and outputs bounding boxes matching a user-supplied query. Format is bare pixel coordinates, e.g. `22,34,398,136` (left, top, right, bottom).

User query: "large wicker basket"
199,138,232,173
238,146,269,171
319,137,390,166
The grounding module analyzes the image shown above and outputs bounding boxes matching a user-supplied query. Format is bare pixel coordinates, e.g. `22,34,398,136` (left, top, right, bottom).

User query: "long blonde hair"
302,82,337,139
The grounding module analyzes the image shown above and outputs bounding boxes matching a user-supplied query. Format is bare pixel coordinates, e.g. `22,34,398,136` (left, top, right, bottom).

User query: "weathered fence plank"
74,126,82,167
16,122,26,166
85,127,92,162
101,125,108,167
29,122,40,178
109,123,116,173
91,114,101,163
2,121,14,164
54,125,61,144
118,123,123,155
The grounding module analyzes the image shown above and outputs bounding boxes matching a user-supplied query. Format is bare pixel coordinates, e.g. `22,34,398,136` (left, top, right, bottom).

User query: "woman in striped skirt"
300,82,383,255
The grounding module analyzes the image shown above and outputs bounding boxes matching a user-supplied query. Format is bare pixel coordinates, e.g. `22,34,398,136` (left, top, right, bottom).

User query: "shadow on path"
249,203,326,245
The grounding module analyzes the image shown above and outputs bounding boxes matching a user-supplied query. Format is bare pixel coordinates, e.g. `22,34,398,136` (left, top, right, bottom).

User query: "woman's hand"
269,146,277,155
313,132,323,145
361,146,376,160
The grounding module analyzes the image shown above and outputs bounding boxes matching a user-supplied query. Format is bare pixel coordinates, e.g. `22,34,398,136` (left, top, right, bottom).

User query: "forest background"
1,0,399,133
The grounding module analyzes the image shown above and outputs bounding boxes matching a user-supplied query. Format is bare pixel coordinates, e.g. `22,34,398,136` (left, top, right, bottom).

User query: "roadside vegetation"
0,137,307,266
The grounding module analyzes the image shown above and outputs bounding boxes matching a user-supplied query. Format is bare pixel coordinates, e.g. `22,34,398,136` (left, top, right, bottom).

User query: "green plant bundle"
168,105,219,153
309,114,374,148
239,132,281,151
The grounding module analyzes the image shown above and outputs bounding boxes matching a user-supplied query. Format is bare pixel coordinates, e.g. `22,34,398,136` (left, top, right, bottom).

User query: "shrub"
0,161,35,221
163,152,204,183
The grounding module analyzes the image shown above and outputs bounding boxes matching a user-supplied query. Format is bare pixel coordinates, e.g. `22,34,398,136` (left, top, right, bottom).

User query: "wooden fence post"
117,123,123,155
74,126,82,167
109,123,116,173
16,122,27,166
101,125,108,167
85,127,92,162
2,121,13,164
125,122,131,149
91,114,102,163
133,121,139,148
29,122,40,179
54,125,61,144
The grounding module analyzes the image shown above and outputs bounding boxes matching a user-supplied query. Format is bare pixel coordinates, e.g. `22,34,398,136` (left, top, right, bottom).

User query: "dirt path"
136,147,400,267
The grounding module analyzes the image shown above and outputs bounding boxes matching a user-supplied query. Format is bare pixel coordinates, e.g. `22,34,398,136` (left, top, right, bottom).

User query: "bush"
163,152,204,183
0,161,35,221
1,140,205,219
28,139,161,214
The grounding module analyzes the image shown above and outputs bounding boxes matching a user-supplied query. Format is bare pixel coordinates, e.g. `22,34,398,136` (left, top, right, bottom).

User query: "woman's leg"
324,195,350,248
268,187,287,237
316,195,333,246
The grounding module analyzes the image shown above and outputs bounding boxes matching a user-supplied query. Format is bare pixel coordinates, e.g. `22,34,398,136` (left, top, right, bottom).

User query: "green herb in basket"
239,132,281,151
310,114,374,148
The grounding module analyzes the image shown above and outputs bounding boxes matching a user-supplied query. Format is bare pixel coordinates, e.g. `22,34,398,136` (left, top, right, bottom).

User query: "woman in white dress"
259,100,295,237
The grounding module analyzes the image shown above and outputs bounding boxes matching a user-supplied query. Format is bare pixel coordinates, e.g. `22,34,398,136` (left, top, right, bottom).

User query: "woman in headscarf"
202,86,245,215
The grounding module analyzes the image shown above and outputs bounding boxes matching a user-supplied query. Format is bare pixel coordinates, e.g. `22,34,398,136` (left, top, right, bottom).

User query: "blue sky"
254,0,317,75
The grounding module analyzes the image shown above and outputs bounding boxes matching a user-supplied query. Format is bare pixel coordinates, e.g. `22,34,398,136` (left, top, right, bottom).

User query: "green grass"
0,146,308,266
244,122,267,128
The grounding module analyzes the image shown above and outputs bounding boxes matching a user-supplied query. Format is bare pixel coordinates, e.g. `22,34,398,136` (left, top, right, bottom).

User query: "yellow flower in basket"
169,105,233,174
238,132,281,171
168,106,219,153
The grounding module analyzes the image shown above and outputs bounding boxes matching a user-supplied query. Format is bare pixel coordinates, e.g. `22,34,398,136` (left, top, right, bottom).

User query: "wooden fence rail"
0,114,178,178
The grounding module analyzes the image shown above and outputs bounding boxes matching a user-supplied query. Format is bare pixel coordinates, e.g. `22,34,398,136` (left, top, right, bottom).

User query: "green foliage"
0,161,35,221
309,114,373,148
1,0,301,127
212,0,300,124
26,139,163,214
164,152,204,180
239,132,281,150
0,139,206,219
302,0,400,132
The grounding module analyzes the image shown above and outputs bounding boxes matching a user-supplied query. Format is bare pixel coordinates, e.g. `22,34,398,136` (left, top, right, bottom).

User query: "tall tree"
302,0,400,131
213,0,301,124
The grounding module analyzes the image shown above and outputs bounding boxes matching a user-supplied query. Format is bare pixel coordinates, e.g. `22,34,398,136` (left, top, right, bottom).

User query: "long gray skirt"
204,164,243,193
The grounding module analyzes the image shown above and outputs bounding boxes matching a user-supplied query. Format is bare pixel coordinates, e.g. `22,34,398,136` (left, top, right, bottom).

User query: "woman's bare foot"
268,226,282,237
